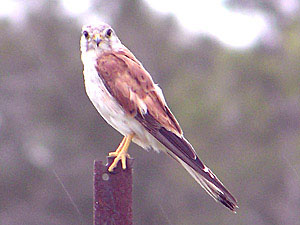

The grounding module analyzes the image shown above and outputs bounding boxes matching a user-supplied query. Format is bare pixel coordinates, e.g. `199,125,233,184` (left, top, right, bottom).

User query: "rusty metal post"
94,157,134,225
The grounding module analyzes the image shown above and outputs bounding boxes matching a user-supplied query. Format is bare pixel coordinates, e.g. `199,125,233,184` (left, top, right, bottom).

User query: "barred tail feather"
176,155,238,212
135,113,238,211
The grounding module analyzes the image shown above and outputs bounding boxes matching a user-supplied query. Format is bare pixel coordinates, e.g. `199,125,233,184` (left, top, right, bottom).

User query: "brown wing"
96,48,197,159
96,49,182,135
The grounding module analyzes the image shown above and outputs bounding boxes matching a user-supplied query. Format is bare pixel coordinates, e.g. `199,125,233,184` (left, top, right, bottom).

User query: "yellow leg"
108,137,127,157
108,134,134,172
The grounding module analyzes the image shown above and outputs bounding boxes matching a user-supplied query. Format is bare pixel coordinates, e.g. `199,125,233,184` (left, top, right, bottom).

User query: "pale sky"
61,0,268,49
1,0,298,49
145,0,267,49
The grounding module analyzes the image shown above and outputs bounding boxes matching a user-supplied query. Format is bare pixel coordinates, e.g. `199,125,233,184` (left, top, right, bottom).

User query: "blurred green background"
1,0,300,224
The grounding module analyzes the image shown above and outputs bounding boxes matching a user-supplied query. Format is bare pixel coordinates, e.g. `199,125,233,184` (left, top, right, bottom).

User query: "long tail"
174,154,238,212
153,127,238,212
135,113,238,212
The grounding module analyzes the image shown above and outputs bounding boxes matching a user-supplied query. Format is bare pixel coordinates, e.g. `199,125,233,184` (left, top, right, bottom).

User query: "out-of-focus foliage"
0,1,299,224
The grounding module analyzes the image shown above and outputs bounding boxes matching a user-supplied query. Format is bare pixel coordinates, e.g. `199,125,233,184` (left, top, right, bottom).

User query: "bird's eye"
82,31,89,39
105,28,113,38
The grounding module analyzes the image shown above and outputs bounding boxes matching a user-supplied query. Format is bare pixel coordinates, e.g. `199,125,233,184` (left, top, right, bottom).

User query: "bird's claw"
108,151,131,172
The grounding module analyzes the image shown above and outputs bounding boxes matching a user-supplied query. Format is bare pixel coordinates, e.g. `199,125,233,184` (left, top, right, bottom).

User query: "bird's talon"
108,152,131,172
108,152,118,157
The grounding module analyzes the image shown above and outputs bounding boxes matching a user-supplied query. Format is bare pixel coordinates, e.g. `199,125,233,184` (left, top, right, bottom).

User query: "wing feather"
96,49,182,134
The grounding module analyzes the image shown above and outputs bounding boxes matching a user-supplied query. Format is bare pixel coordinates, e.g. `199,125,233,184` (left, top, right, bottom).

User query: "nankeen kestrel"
80,23,238,211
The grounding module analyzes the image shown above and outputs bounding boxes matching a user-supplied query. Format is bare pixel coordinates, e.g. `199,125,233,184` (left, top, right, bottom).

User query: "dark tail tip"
218,194,238,213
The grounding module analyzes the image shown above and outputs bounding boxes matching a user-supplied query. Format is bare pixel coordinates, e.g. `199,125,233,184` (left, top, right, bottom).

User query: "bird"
80,22,238,212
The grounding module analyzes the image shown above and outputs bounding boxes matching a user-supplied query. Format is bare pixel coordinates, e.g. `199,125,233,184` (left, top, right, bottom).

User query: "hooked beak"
93,34,102,47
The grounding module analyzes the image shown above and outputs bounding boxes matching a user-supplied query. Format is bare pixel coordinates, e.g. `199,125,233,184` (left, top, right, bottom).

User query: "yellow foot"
108,151,131,172
108,134,133,172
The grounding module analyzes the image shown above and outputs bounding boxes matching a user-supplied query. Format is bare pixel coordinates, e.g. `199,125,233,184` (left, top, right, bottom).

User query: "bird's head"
80,23,122,54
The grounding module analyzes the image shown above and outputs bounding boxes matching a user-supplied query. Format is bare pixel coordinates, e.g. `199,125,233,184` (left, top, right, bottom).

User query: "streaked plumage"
80,23,238,211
